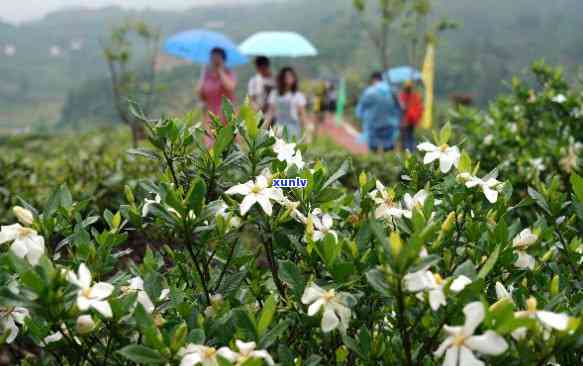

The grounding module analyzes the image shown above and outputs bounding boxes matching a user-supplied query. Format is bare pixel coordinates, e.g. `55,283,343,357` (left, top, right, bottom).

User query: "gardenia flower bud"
13,206,34,226
76,315,95,334
441,212,456,233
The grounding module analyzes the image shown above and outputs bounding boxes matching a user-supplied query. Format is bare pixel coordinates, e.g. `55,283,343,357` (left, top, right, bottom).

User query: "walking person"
197,47,237,123
266,67,307,140
247,56,275,114
356,72,402,152
399,80,423,151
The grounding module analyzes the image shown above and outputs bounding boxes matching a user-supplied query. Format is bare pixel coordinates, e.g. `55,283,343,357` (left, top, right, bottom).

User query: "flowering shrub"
0,99,582,365
452,62,582,194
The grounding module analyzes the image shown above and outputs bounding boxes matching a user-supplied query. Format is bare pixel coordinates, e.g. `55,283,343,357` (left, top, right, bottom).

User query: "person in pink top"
197,47,237,124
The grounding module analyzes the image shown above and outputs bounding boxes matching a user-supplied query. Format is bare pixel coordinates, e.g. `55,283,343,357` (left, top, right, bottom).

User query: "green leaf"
453,260,478,279
439,122,452,144
186,329,206,344
232,309,258,341
315,234,339,267
478,245,500,279
187,178,207,215
259,320,289,349
117,345,164,364
570,173,583,204
257,295,277,336
527,187,551,215
365,268,391,297
240,102,258,139
322,160,350,190
278,260,305,300
133,304,165,349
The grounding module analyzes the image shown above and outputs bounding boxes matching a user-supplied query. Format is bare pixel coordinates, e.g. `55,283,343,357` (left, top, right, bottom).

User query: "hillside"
1,0,582,129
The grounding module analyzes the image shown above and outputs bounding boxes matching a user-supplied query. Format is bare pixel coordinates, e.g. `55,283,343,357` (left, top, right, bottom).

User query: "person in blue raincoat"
356,72,402,152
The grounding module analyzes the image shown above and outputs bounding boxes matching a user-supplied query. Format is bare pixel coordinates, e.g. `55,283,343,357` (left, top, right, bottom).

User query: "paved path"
310,116,368,155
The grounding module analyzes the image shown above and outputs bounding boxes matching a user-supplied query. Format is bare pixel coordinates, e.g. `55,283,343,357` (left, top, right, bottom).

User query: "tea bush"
0,66,582,366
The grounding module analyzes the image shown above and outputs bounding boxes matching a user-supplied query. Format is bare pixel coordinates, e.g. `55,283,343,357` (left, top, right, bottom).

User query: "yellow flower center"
439,144,449,152
204,347,217,359
452,334,466,347
434,273,444,285
82,288,93,298
251,185,262,194
17,227,35,239
322,290,336,303
526,297,538,314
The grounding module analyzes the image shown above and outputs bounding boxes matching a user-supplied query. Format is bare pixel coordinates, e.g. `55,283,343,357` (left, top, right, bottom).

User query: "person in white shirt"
266,66,307,139
247,56,275,114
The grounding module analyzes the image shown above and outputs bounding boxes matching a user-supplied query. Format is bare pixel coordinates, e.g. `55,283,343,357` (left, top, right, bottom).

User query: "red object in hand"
399,91,424,127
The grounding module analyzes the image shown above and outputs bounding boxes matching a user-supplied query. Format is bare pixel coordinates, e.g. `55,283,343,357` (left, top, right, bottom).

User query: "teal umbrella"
239,32,318,57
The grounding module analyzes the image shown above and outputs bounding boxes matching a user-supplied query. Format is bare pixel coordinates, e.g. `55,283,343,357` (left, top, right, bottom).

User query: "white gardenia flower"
369,181,409,220
13,206,34,226
417,142,461,173
551,94,566,104
483,134,494,145
530,158,545,172
458,173,502,204
404,270,472,311
217,340,274,366
512,297,570,341
495,282,513,302
67,263,114,318
142,194,161,217
0,223,45,266
0,306,29,343
311,209,337,242
434,302,508,366
225,175,283,216
273,138,296,162
512,228,538,270
288,150,305,170
279,197,306,224
179,344,221,366
273,138,305,170
124,277,155,313
301,283,352,333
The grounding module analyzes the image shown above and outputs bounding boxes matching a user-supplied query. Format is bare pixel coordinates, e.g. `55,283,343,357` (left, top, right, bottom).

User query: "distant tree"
353,0,456,69
353,0,407,70
102,20,160,147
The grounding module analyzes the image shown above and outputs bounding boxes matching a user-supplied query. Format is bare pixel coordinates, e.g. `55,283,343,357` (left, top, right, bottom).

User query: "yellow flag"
421,41,435,129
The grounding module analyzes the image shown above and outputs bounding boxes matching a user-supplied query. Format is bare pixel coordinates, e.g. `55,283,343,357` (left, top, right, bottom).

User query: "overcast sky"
1,0,258,23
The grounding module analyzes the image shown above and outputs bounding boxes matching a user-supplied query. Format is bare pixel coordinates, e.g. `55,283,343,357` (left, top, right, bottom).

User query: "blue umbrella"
384,66,422,84
164,29,248,68
239,32,318,57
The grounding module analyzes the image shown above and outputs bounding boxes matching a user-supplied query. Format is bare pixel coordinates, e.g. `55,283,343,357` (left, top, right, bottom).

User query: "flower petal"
429,289,446,311
466,331,508,355
321,307,340,332
91,300,113,318
301,284,324,304
307,299,325,316
462,302,485,336
459,345,485,366
239,195,257,216
450,275,472,293
78,264,92,289
91,282,114,300
536,311,569,331
417,142,437,152
255,194,273,216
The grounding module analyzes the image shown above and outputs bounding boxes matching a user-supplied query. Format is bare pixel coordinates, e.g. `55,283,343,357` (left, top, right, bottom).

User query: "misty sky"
1,0,257,23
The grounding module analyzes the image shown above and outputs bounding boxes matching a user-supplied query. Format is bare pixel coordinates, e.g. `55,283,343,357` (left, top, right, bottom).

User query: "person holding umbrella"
266,66,307,139
247,56,275,114
197,47,237,123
